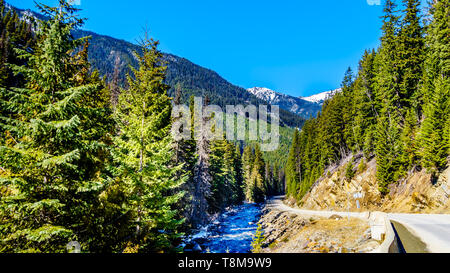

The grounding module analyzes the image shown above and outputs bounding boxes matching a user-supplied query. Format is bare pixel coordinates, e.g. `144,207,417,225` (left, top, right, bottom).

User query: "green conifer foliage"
398,0,425,111
285,129,300,197
419,77,449,174
353,50,378,152
243,145,255,200
419,0,450,174
0,1,115,252
279,0,448,202
112,36,185,252
250,145,266,203
208,139,243,212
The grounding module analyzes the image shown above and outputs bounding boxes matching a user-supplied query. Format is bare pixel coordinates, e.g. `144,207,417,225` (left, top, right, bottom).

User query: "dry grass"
301,217,370,246
260,212,375,253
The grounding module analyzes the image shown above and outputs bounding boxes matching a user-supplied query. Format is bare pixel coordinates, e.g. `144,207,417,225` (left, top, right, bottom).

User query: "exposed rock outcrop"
297,156,450,213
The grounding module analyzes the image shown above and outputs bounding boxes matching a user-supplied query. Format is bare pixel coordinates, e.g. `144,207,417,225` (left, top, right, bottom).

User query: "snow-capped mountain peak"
301,88,341,105
247,87,277,102
246,87,323,119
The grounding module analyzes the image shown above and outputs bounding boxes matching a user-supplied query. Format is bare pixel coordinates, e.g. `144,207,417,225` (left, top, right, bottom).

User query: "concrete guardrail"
368,212,398,253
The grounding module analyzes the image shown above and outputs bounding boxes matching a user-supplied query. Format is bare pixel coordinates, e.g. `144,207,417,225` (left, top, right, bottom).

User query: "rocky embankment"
255,205,381,253
296,155,450,213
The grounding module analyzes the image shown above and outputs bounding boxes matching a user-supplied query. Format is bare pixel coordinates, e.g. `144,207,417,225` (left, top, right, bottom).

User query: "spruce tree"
251,145,266,202
341,67,356,152
113,36,185,252
285,129,300,197
399,109,419,169
208,138,244,209
398,0,424,113
353,50,378,152
419,77,449,174
419,0,449,174
242,145,255,200
421,0,449,105
374,0,404,192
233,144,245,203
0,1,115,252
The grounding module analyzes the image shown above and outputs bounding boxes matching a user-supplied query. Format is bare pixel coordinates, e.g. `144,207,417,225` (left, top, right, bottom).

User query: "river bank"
255,199,382,253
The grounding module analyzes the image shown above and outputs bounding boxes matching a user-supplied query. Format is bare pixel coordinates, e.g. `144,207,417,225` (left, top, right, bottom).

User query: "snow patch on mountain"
247,87,277,102
301,89,341,105
246,87,323,118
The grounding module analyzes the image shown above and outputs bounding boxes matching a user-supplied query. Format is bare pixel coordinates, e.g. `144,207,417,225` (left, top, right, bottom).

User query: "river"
183,203,262,253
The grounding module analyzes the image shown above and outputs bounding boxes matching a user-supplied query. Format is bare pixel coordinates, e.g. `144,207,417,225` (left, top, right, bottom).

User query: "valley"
0,0,449,255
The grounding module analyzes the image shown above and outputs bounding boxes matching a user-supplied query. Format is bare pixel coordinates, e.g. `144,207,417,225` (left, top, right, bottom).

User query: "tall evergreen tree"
233,144,245,203
242,145,255,200
398,0,424,113
419,0,450,174
285,129,300,197
419,76,449,174
250,144,266,203
341,67,356,152
353,50,378,152
0,1,115,252
375,0,405,192
113,35,185,252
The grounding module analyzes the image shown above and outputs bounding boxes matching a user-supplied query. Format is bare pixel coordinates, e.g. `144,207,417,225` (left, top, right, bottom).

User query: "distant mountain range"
247,87,339,118
7,3,334,126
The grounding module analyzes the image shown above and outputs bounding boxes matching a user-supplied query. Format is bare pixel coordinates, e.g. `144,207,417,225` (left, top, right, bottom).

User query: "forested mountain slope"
7,4,305,128
285,0,450,209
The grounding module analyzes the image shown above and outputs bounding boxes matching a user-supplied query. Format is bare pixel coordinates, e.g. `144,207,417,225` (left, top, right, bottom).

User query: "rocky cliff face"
294,155,450,213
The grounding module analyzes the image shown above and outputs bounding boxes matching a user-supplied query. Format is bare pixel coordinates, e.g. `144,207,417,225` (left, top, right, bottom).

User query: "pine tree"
399,109,419,169
0,1,115,252
398,0,424,113
242,145,255,200
272,163,281,195
421,0,450,106
285,129,300,197
418,0,450,174
233,144,245,203
0,0,34,88
320,93,346,162
353,50,378,151
374,0,405,193
375,112,403,194
0,0,35,142
374,0,401,112
113,35,185,252
251,144,266,203
419,77,449,174
264,162,273,196
345,161,355,181
208,139,227,212
341,67,356,152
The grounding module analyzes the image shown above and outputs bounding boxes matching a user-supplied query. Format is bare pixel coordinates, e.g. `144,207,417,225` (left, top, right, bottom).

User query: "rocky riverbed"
255,205,381,253
182,203,262,253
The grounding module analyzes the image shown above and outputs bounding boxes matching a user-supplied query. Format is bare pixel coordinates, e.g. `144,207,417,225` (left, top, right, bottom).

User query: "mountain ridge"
301,88,341,105
247,86,337,118
7,3,305,127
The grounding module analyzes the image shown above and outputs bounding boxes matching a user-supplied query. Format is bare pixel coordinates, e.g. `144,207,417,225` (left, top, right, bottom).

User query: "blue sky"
8,0,385,97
